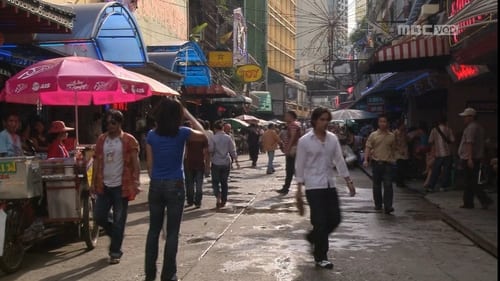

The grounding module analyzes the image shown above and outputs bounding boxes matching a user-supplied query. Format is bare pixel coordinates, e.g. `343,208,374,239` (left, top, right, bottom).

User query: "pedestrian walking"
261,123,282,174
144,98,207,281
184,121,210,208
425,116,455,191
209,120,240,208
393,120,409,188
91,109,141,265
276,110,302,195
457,107,493,209
0,112,23,157
363,114,396,214
295,107,356,270
246,122,261,168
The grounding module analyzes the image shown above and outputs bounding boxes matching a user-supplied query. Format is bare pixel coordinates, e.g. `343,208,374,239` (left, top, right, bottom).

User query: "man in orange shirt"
91,109,141,264
261,123,282,174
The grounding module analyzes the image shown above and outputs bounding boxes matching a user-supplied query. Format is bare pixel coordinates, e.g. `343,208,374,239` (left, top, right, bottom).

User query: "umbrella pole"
74,91,79,147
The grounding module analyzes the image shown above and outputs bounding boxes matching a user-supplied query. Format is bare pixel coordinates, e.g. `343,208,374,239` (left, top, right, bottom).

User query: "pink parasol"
2,56,154,105
1,56,172,143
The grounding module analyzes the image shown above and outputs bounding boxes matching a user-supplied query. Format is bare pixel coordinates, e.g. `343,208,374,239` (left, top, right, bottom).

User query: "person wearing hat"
458,107,493,209
47,120,74,158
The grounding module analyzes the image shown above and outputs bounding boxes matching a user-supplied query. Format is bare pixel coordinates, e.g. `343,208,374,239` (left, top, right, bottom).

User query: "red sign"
447,0,494,45
448,64,489,81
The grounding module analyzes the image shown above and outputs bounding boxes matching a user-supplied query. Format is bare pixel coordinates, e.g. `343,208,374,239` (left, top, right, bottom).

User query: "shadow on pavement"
38,258,109,281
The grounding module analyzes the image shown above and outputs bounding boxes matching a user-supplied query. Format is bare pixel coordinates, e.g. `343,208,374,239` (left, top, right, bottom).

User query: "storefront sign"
0,161,17,174
447,0,494,45
208,51,233,68
236,64,263,82
447,63,489,81
250,91,272,112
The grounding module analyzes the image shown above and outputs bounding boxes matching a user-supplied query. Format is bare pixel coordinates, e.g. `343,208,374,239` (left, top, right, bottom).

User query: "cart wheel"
0,207,25,273
81,193,99,250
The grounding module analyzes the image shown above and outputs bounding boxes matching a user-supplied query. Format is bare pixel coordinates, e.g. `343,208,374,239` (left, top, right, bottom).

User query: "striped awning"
375,36,450,63
363,36,452,73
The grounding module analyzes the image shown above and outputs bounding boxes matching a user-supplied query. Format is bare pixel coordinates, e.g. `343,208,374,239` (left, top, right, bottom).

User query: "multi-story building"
355,0,368,26
268,0,296,76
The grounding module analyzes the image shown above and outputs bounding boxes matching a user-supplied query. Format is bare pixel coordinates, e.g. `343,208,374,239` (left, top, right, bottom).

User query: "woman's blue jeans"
145,180,185,281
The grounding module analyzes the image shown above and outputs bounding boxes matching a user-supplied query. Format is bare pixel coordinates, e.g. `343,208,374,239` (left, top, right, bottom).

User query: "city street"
0,152,496,281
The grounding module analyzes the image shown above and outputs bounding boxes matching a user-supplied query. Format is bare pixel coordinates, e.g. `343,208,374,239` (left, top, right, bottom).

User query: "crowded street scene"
0,0,497,280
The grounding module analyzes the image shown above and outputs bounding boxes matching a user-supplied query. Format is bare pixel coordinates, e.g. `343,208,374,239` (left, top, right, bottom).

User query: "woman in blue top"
144,98,207,281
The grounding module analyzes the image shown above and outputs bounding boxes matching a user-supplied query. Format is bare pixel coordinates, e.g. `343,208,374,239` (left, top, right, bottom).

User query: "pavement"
359,164,498,258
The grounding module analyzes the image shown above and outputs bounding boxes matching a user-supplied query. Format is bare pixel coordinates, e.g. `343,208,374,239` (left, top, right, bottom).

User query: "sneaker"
108,257,120,265
185,203,194,208
276,188,288,195
315,260,334,269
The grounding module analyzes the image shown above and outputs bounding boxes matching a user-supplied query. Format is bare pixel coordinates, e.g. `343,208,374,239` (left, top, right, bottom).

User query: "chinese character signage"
208,51,233,68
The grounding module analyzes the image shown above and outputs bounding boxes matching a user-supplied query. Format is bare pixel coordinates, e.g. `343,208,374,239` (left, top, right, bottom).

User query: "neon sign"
448,64,488,81
447,0,494,45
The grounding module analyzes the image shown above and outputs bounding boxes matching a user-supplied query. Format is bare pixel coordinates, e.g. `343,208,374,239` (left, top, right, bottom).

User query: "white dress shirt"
295,130,350,190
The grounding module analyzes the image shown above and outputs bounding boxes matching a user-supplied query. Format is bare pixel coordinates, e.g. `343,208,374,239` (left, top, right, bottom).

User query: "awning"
268,68,306,90
0,0,74,34
34,2,147,66
360,71,430,96
182,84,237,98
148,41,211,87
126,61,183,87
211,95,252,104
363,37,452,73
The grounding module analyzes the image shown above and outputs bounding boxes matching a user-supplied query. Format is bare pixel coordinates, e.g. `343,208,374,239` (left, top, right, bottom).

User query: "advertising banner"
233,8,248,65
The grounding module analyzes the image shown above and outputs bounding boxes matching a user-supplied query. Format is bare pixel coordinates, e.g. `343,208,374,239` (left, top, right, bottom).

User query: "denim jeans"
306,188,341,262
267,150,275,173
427,156,452,189
283,155,296,191
184,169,204,206
371,161,394,210
211,164,230,203
145,180,185,281
94,185,129,258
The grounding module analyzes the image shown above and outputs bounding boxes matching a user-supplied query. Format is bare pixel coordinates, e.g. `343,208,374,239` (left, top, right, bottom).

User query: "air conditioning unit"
419,4,439,18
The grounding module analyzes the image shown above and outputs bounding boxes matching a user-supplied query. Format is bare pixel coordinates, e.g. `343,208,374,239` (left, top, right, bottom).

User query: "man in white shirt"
295,107,356,270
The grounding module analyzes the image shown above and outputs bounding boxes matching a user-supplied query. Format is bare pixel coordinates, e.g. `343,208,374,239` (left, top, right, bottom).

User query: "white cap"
458,107,476,117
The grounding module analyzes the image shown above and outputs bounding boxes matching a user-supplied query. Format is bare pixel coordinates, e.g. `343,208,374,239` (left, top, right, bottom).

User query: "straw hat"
48,120,74,134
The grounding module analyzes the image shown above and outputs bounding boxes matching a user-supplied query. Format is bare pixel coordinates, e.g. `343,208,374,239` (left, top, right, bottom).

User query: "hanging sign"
236,64,263,83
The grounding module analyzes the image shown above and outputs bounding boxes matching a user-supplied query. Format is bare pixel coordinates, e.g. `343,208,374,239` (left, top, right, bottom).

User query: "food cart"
0,155,98,273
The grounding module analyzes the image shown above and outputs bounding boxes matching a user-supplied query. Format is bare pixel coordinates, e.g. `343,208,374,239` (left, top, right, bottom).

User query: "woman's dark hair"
310,107,331,128
106,109,124,124
152,98,184,137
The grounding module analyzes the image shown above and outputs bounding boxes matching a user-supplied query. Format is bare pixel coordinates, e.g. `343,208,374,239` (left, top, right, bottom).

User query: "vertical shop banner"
233,8,248,66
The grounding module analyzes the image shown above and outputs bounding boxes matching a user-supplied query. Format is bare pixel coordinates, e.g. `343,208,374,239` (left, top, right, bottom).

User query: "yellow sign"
208,51,233,68
0,161,16,174
236,64,263,82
